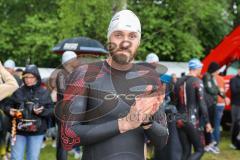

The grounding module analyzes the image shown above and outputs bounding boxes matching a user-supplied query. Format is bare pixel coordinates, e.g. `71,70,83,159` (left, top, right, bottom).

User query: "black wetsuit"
55,61,168,160
175,76,209,160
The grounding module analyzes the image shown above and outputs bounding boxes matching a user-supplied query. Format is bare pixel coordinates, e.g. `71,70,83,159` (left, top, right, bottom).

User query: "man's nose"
120,40,131,49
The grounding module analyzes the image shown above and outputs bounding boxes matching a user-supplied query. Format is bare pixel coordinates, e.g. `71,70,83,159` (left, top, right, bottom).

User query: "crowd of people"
0,9,240,160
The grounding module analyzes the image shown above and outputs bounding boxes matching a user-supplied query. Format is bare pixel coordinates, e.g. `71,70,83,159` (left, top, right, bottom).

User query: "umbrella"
52,37,108,55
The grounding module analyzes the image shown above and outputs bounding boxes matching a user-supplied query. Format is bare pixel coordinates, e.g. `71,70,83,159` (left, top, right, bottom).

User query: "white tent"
159,61,188,77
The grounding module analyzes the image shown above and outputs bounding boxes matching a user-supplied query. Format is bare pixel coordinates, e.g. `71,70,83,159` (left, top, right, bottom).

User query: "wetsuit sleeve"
196,80,210,123
58,68,120,150
70,120,120,146
144,108,169,149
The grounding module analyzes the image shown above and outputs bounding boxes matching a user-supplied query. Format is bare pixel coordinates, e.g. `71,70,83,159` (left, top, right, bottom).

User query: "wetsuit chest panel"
67,62,160,160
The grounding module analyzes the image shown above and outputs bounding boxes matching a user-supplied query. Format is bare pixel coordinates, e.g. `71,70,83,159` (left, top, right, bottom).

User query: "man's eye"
115,33,122,38
129,34,137,39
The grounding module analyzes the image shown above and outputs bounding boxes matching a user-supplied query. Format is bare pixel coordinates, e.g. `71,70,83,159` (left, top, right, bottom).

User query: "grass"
40,144,75,160
40,132,240,160
202,132,240,160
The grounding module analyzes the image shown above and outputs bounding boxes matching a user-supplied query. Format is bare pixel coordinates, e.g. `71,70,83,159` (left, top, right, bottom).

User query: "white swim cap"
62,51,77,64
107,10,141,41
4,59,15,69
146,53,159,63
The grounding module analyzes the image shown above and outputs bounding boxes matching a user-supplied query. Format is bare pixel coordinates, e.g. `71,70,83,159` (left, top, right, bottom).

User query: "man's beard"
110,50,136,65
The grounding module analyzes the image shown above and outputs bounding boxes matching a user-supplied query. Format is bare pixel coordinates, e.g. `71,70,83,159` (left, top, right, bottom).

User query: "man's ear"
137,41,141,47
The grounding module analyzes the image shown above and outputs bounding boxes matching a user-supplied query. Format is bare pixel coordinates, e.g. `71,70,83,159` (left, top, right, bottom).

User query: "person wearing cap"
175,58,212,160
57,51,78,101
0,61,18,159
57,10,168,160
4,59,15,75
4,59,22,86
202,62,226,153
3,64,53,160
145,53,159,66
55,51,78,160
0,61,18,101
144,52,160,159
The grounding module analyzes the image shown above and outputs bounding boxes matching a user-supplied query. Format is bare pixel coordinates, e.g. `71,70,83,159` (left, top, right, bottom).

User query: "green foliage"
57,0,113,42
128,0,233,61
0,0,237,67
17,14,59,67
0,0,59,67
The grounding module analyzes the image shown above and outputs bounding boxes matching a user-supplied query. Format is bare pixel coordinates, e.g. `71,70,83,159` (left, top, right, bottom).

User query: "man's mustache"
115,48,132,54
106,41,132,53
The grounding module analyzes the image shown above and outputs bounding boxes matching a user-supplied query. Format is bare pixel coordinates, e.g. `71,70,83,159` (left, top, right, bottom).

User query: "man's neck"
106,57,133,71
188,71,197,77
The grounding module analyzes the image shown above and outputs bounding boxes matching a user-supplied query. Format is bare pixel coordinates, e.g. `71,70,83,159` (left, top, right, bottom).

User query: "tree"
128,0,233,61
229,0,240,27
0,0,236,67
57,0,113,43
0,0,59,67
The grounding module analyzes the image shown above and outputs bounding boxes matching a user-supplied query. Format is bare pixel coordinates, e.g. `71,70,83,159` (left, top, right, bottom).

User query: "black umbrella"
52,37,108,55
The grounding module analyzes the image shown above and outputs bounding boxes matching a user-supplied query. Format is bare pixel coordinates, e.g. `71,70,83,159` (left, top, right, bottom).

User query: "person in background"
171,73,178,84
0,61,19,101
145,52,161,159
181,72,186,77
55,51,80,160
175,59,212,160
41,85,57,149
210,73,230,153
146,53,159,66
3,64,53,160
3,60,23,159
0,61,18,160
202,62,225,154
15,68,24,80
230,66,240,149
4,59,22,86
168,73,178,103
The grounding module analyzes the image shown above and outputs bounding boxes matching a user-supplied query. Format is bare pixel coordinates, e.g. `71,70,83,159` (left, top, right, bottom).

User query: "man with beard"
57,10,168,160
